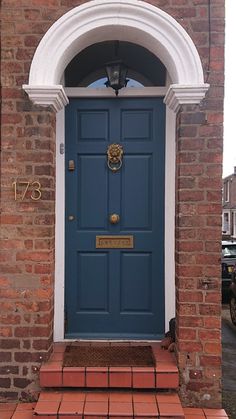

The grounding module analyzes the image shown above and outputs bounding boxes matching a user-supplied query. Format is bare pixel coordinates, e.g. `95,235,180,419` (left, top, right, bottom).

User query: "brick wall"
175,101,223,407
0,0,224,406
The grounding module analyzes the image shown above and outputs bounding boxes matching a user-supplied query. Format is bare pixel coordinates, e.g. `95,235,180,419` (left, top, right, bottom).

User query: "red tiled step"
0,397,230,419
34,390,185,418
40,342,179,390
0,402,35,419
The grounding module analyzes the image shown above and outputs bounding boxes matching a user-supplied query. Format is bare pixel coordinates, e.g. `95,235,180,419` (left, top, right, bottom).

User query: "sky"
223,0,236,177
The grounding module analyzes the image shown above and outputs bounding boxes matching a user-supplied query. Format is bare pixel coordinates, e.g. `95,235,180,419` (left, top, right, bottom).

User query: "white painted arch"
23,0,209,112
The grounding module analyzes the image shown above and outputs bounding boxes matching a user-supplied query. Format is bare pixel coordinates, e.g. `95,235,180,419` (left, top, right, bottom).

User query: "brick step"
1,396,229,419
40,342,179,390
3,391,228,419
34,390,185,418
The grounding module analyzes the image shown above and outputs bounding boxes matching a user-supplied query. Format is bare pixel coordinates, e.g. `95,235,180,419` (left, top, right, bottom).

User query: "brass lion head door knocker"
107,143,123,172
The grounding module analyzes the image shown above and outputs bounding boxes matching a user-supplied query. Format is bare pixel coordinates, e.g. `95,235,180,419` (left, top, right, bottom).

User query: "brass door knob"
109,213,120,224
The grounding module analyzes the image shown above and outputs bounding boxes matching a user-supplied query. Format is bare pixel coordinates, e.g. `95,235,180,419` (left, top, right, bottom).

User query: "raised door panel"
121,155,152,230
120,252,152,313
77,252,109,312
78,155,108,230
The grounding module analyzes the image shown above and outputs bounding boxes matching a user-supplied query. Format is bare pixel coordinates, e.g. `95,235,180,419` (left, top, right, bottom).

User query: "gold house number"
12,181,42,201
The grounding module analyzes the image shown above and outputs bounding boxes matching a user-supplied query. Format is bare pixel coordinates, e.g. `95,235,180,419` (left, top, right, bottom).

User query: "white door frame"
54,87,175,341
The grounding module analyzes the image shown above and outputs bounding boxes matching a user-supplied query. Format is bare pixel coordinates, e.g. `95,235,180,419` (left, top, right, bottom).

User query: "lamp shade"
105,60,128,95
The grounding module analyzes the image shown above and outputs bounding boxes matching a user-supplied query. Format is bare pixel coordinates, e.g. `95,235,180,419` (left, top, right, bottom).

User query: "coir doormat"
63,345,155,367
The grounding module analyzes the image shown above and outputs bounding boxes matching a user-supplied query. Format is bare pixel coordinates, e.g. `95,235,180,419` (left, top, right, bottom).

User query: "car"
222,240,236,296
229,273,236,325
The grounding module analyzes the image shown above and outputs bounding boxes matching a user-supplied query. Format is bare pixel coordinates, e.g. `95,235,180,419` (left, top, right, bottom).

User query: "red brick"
204,342,221,355
0,328,13,338
177,229,196,240
198,329,221,341
16,251,51,262
14,378,32,388
204,292,221,303
197,204,222,215
179,342,203,352
186,381,213,392
179,152,197,163
178,316,203,327
178,291,203,303
178,215,204,227
1,215,23,224
178,304,197,316
199,305,221,316
0,365,19,374
24,9,42,20
204,317,221,329
197,229,221,240
199,152,222,163
2,62,23,73
178,190,204,202
16,48,34,60
177,278,197,290
206,216,222,227
179,126,198,137
0,315,21,325
189,370,203,380
14,326,51,338
200,356,221,367
32,340,52,350
178,241,203,252
0,378,11,388
177,265,203,277
207,113,223,124
178,328,197,340
179,164,204,176
31,0,60,5
195,254,220,264
204,367,221,380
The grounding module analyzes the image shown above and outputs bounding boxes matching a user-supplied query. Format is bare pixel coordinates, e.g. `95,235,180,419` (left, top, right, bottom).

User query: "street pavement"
222,305,236,419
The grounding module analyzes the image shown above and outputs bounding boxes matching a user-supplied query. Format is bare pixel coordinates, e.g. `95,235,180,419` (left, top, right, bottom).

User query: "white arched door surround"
23,0,209,341
23,0,209,111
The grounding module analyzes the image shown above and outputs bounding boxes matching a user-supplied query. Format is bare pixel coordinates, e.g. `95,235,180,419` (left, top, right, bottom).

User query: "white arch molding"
22,0,209,340
23,0,209,112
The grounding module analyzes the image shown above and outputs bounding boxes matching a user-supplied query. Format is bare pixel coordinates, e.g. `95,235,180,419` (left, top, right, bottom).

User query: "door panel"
120,253,152,312
121,110,152,141
77,252,109,312
65,98,165,339
79,111,109,141
78,155,108,229
121,155,152,230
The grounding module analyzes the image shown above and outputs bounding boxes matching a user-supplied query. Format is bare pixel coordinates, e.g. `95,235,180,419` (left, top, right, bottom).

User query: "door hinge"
64,308,68,333
60,143,65,154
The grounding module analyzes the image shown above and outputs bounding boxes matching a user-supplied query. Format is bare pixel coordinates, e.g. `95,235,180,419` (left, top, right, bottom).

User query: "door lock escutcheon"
68,160,75,171
109,213,120,224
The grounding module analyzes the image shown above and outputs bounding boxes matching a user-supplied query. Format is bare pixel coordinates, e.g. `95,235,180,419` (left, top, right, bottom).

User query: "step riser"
40,369,179,390
7,394,230,419
40,343,179,391
33,391,185,419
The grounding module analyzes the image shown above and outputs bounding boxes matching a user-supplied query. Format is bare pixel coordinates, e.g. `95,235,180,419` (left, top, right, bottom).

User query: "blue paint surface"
65,98,165,339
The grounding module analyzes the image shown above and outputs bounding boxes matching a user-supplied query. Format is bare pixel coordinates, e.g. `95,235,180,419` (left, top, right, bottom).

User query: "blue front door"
65,98,165,339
